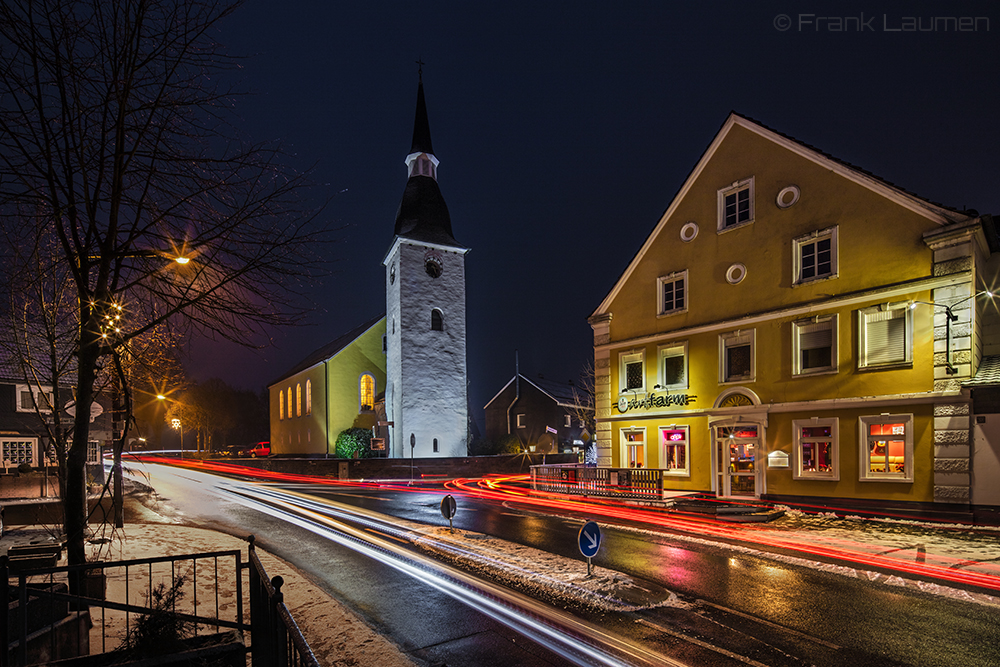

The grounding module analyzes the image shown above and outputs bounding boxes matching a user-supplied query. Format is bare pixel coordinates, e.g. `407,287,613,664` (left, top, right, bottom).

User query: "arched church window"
433,438,439,453
305,379,312,415
431,309,444,331
360,374,375,412
296,383,302,417
279,390,284,420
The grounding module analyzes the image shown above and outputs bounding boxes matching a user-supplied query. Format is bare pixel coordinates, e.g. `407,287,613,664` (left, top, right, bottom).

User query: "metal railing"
247,535,320,667
531,463,665,500
1,534,318,667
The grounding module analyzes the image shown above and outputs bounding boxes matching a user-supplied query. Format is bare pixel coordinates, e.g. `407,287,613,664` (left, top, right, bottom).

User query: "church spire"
394,70,462,248
410,64,434,156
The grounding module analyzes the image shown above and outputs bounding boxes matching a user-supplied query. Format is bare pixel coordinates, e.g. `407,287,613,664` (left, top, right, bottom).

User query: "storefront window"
859,414,913,482
660,427,689,475
793,418,839,480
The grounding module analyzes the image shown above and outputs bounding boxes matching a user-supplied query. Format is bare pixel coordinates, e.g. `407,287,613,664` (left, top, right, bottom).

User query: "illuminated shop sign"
616,392,696,413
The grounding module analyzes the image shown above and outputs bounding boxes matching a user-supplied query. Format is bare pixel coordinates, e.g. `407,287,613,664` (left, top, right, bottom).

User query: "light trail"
202,478,689,667
128,455,1000,594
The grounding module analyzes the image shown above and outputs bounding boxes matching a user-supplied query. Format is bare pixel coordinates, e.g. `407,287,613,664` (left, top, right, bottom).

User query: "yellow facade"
591,114,997,509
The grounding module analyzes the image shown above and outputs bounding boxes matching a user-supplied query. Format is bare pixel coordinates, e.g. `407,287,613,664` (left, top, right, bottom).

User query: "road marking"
699,601,841,649
636,618,771,667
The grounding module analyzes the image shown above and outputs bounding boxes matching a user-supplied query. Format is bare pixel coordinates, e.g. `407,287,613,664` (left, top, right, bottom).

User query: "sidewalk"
0,503,418,667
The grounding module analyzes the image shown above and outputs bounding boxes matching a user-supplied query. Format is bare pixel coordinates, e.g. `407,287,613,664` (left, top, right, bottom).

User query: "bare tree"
0,0,328,580
570,362,598,465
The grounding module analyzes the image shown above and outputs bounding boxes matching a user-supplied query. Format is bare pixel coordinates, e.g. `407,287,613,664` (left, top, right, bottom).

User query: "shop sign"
616,392,696,414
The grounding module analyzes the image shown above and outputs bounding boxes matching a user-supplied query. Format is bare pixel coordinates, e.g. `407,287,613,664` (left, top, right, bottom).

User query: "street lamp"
911,290,994,374
171,417,184,457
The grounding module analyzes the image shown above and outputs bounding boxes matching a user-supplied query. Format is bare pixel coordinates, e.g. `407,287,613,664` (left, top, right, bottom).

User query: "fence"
531,463,665,501
0,534,318,667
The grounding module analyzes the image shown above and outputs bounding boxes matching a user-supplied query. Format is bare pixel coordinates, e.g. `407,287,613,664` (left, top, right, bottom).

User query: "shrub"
335,427,374,459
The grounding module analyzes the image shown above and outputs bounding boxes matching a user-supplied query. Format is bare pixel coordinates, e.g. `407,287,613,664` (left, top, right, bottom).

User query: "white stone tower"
383,74,469,458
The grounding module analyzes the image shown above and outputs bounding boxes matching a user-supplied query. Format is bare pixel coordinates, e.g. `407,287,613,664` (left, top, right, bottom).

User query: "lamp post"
911,290,994,375
171,417,184,457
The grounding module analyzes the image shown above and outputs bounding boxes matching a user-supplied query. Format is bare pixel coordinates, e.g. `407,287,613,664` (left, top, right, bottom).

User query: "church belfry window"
431,309,444,331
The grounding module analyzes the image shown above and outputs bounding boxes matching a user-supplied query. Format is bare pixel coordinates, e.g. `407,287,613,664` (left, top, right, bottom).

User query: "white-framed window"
792,315,838,376
657,271,687,317
858,303,912,369
793,227,838,284
859,414,913,482
16,385,54,413
658,342,688,390
278,390,284,420
660,426,690,476
719,330,755,383
717,177,754,231
564,414,571,427
619,350,646,394
305,379,312,416
1,438,37,467
431,309,444,331
516,414,526,429
792,418,839,480
359,374,375,412
621,427,646,468
87,440,101,464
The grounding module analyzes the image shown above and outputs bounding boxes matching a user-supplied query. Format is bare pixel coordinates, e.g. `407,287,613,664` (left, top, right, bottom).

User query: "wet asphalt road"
136,465,1000,666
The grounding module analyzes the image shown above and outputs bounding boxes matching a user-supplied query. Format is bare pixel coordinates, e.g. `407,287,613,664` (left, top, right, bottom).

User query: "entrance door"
973,415,1000,506
716,425,758,497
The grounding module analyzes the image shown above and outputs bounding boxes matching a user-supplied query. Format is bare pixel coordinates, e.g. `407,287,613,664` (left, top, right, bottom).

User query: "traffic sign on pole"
578,520,601,558
441,494,457,532
578,520,601,577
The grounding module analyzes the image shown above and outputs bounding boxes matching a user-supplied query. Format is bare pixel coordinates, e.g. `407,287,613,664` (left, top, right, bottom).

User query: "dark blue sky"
188,1,1000,430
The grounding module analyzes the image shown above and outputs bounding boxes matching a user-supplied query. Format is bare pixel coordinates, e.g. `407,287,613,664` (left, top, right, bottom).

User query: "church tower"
383,74,469,458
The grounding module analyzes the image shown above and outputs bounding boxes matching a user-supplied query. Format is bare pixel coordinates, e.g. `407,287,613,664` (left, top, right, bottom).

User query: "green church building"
268,315,386,455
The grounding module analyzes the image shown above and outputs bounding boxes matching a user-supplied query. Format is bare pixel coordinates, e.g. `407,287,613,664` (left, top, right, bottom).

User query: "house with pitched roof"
484,373,593,455
589,112,1000,520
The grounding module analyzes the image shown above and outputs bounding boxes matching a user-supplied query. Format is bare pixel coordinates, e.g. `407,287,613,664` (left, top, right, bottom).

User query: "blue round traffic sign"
578,520,601,558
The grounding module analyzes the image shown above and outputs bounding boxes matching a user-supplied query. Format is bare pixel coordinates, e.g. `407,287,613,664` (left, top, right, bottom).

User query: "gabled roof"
592,112,976,317
484,373,593,411
269,314,384,387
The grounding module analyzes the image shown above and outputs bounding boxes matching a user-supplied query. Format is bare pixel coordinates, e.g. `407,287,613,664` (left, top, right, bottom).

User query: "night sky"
188,1,1000,431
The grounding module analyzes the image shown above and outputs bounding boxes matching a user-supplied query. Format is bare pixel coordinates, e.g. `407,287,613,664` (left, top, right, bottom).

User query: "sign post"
578,520,602,578
440,494,457,533
409,433,415,485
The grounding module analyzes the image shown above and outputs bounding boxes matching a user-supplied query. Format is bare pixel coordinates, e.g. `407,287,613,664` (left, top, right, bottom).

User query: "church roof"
393,78,463,249
269,314,385,387
394,176,462,247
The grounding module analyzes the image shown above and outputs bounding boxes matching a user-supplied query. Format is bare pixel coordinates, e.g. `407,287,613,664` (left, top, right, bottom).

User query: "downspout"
324,359,330,458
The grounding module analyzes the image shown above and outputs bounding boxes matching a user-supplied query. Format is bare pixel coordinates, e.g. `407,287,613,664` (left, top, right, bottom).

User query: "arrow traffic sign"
578,520,601,559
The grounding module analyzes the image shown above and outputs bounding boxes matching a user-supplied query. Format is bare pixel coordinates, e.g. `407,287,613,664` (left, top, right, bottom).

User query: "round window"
726,263,747,285
680,221,699,243
776,185,800,209
425,258,442,278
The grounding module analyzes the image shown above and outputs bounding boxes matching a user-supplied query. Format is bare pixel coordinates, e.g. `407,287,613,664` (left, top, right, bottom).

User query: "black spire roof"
410,76,434,155
393,76,463,249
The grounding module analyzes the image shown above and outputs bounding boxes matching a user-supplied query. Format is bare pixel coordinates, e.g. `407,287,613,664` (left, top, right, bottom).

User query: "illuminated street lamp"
171,417,184,457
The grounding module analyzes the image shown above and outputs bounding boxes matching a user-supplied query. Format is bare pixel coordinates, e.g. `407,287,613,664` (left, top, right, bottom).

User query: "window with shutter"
858,305,911,368
793,316,838,375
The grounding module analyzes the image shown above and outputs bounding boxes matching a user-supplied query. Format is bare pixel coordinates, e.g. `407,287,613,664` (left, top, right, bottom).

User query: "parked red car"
249,441,270,458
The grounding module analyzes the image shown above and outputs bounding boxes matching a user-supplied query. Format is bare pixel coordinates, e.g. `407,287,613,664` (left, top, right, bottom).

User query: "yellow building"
590,113,1000,516
269,316,386,455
